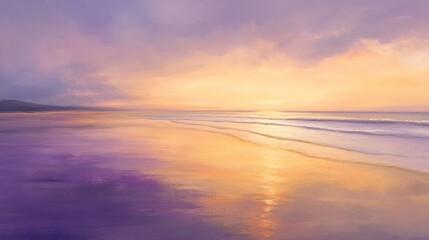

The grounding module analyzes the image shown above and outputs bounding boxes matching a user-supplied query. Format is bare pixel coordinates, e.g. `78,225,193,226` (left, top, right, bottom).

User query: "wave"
169,120,429,159
172,121,429,176
144,116,429,139
144,114,429,127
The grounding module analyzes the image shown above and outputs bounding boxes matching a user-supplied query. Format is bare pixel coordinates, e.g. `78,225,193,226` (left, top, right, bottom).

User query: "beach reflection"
1,112,429,239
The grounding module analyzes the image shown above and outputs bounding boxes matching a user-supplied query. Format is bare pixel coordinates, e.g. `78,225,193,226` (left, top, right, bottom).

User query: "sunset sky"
1,0,429,110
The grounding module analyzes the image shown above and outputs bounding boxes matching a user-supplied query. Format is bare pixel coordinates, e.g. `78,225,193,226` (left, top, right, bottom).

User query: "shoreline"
158,119,429,179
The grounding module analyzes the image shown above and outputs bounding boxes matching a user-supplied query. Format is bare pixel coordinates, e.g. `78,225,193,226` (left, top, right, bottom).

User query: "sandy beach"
1,112,429,239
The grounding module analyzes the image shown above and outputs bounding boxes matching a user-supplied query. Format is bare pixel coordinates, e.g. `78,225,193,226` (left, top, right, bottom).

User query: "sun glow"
114,39,429,110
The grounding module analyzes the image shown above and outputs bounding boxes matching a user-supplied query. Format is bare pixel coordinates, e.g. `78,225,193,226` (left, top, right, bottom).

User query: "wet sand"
1,112,429,239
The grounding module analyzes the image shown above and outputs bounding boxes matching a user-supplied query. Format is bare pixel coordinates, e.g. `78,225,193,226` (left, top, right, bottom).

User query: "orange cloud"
116,38,429,110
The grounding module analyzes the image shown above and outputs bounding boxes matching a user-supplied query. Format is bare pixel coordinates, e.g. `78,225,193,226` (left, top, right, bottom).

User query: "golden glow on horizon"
98,38,429,110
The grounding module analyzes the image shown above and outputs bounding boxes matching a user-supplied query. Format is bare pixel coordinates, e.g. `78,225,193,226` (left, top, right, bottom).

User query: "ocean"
145,111,429,172
1,111,429,239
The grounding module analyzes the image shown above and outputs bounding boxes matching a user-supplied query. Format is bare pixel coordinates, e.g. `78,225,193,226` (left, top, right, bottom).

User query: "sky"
1,0,429,110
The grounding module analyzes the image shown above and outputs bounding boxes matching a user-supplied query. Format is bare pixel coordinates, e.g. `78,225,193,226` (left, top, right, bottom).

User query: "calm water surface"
1,111,429,240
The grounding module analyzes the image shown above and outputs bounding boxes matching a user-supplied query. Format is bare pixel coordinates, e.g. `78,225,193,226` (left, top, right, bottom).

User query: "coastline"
1,111,429,239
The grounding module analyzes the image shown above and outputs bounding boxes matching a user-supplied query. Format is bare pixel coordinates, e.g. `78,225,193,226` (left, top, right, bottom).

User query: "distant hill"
0,100,102,112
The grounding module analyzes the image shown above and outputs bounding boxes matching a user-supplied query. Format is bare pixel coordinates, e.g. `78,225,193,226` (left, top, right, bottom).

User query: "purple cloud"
1,0,428,104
